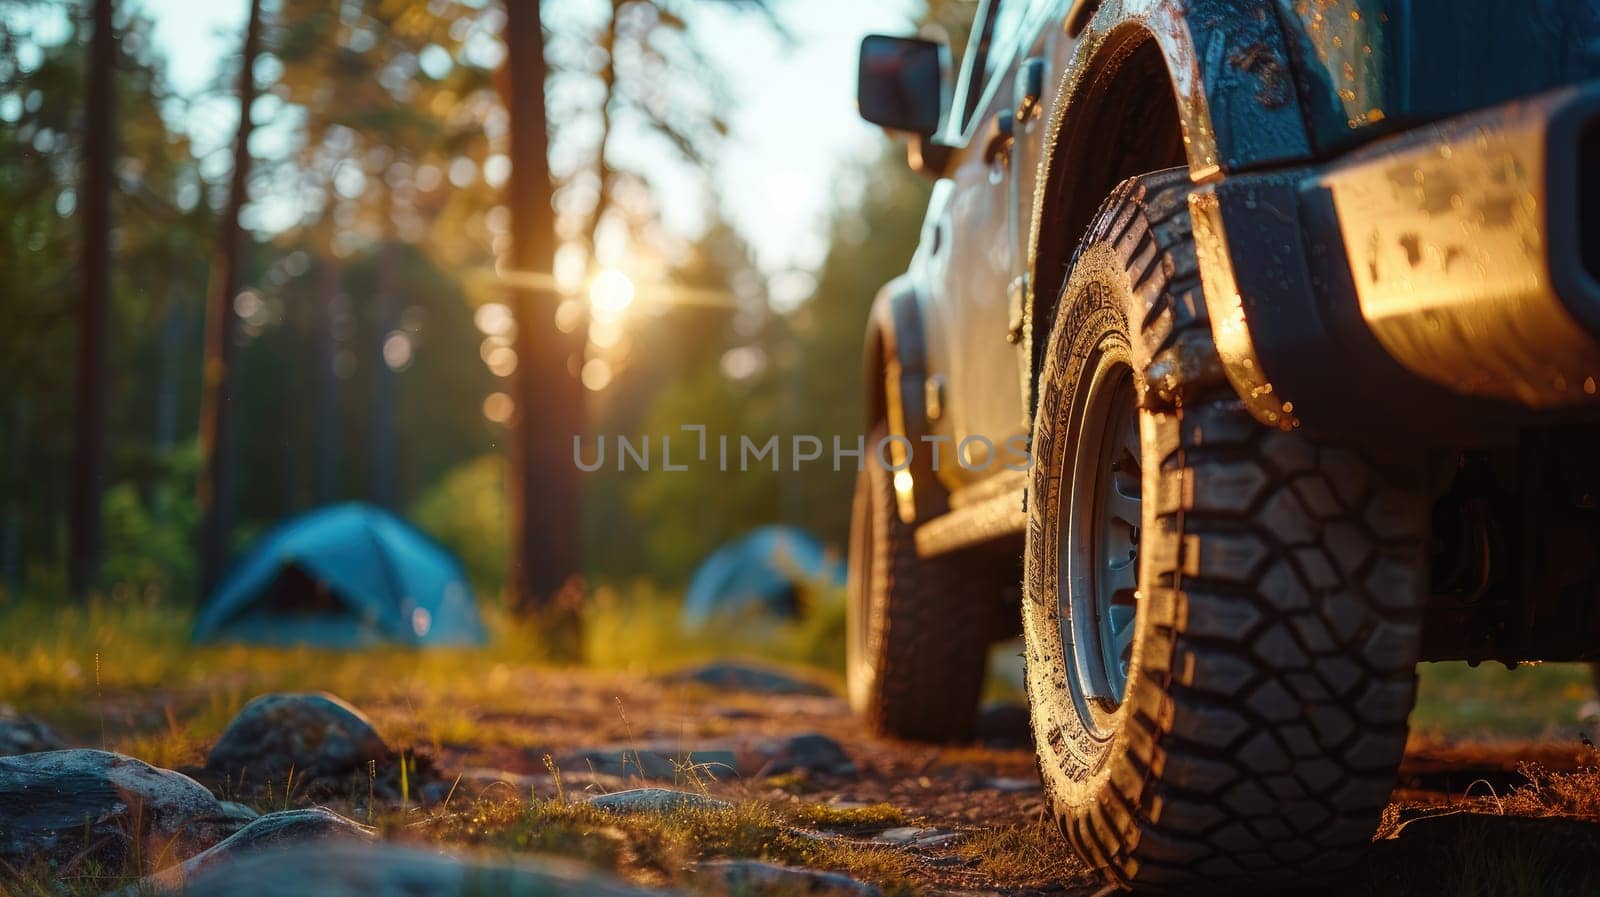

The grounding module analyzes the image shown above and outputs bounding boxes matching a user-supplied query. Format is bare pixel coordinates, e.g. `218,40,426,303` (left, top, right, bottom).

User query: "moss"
787,802,907,832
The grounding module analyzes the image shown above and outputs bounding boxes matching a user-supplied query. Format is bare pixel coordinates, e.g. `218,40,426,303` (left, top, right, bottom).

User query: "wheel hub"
1058,353,1142,728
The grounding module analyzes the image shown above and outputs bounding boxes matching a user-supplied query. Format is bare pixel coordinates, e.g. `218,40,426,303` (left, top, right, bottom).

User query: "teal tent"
194,503,486,648
682,526,843,627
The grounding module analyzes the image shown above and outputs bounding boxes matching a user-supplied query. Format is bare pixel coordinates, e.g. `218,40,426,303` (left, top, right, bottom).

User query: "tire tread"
1033,170,1428,891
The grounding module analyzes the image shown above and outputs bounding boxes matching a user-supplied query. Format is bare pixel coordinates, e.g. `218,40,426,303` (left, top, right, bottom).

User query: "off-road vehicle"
847,0,1600,890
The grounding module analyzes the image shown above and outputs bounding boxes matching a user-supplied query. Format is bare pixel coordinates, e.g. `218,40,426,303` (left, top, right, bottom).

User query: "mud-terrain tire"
847,424,988,742
1024,169,1430,891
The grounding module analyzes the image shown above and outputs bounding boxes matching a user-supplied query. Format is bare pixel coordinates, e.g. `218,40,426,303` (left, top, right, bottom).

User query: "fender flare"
864,275,947,525
1021,0,1313,421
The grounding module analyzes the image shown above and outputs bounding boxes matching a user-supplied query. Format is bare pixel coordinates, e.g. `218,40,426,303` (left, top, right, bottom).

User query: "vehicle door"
924,0,1044,490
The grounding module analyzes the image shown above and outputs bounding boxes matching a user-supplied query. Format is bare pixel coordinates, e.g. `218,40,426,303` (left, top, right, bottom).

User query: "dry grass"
0,586,844,764
6,589,1600,896
398,793,922,894
1498,761,1600,818
947,821,1078,885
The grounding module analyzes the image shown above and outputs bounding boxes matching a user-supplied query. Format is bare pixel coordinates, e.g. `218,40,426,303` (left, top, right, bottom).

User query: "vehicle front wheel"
1024,169,1430,890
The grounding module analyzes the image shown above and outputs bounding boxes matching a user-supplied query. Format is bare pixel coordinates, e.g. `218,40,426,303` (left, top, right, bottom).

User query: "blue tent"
194,503,486,648
682,526,844,627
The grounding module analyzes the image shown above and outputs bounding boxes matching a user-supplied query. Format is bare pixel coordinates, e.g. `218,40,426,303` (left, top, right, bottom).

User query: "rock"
0,749,230,874
0,705,67,757
448,767,543,801
206,693,389,784
696,859,880,896
975,703,1031,749
218,801,260,823
420,779,455,806
175,840,673,896
588,787,731,814
872,826,962,848
982,776,1040,793
118,807,374,893
560,746,740,782
754,733,854,776
558,735,851,784
454,766,539,789
664,662,834,697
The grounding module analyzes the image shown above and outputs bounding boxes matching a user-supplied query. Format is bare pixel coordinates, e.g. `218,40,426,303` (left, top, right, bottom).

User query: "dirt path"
56,661,1600,895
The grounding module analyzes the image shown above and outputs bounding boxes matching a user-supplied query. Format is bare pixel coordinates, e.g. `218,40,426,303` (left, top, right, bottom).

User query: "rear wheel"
847,424,988,741
1024,169,1430,890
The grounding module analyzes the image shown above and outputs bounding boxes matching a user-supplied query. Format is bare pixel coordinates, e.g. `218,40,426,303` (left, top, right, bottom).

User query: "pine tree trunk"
369,241,397,509
315,253,342,505
504,0,584,628
69,0,115,598
196,0,264,597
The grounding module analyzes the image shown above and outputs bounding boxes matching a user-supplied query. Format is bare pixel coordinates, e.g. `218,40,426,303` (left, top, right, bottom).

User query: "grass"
0,583,910,895
5,585,1600,895
5,585,1593,745
1413,661,1596,739
423,795,924,894
1499,761,1600,817
948,823,1080,886
0,789,932,896
0,581,845,695
0,583,847,761
1352,762,1600,897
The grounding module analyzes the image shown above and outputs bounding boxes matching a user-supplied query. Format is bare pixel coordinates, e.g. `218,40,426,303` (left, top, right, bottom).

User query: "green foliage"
584,148,932,582
780,145,933,547
590,145,936,583
581,579,845,676
0,0,933,605
1412,662,1597,739
0,5,211,591
100,443,200,599
411,453,508,594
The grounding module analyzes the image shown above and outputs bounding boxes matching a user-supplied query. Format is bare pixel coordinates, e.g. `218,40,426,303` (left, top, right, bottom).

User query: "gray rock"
0,749,230,873
206,692,388,784
872,826,962,848
0,705,67,757
454,766,540,790
696,859,880,896
975,703,1031,749
560,746,740,782
665,662,834,697
982,776,1041,793
756,733,854,776
218,801,260,823
588,788,731,814
175,840,673,896
123,807,374,893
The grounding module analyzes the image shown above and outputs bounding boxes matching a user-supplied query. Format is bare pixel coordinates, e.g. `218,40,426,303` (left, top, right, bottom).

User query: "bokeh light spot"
588,269,635,318
482,391,514,423
581,358,613,391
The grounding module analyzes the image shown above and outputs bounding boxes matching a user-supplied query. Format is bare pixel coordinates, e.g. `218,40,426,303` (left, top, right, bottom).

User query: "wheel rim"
1058,349,1141,734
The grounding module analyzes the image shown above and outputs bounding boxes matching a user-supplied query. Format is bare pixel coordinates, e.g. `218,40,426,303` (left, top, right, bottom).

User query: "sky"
129,0,923,285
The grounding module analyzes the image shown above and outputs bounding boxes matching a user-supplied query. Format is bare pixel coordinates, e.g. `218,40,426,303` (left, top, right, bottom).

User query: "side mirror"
857,34,947,137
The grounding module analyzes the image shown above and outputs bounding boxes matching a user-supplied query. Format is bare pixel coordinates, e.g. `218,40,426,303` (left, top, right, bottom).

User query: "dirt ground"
54,659,1600,896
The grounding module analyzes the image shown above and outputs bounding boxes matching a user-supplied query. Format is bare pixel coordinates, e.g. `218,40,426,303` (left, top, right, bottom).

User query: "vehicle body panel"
868,0,1600,511
1272,0,1600,156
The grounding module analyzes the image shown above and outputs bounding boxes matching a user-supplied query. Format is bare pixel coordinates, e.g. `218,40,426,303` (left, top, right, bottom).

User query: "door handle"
984,109,1015,166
